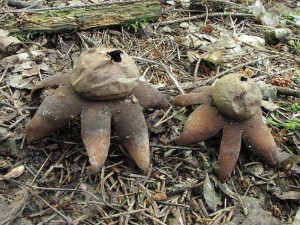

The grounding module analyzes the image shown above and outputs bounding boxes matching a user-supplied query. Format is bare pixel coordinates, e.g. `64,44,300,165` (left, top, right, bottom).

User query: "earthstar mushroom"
172,73,279,182
26,48,168,173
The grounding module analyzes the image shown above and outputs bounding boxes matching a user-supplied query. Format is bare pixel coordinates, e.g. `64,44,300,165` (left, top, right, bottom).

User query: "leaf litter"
0,0,299,224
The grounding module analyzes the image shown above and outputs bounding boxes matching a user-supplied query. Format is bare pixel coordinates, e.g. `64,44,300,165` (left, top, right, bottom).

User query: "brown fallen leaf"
151,191,168,201
0,29,22,53
1,187,29,224
0,159,12,169
21,61,40,77
281,155,300,175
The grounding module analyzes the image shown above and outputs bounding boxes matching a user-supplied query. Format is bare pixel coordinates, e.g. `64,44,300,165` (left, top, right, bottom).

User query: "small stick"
0,65,9,83
100,209,147,220
100,165,107,202
3,177,121,210
150,144,208,152
132,56,160,65
37,214,57,225
77,32,89,50
193,56,202,79
31,152,53,185
152,12,254,27
153,107,187,128
199,198,210,218
156,201,190,208
153,106,173,128
161,63,185,94
142,212,168,225
28,189,73,223
8,114,29,129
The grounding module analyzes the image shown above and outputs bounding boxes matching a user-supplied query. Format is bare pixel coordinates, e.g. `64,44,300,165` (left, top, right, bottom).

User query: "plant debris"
0,0,299,224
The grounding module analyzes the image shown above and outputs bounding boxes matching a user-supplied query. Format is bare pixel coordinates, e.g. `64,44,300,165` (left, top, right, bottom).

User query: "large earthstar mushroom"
26,48,168,173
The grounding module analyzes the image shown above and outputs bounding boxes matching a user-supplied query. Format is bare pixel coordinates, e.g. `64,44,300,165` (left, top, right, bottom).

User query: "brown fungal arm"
190,86,212,93
30,73,72,99
172,104,224,145
112,102,150,173
81,105,112,174
242,112,278,165
26,84,85,142
218,125,242,183
173,86,212,107
134,81,169,110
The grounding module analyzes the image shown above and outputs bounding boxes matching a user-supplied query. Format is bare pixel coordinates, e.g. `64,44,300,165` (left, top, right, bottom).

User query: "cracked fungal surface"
172,73,279,182
26,48,168,173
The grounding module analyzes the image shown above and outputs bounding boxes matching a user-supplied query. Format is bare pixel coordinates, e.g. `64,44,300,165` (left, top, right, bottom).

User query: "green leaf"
266,118,280,127
203,173,222,211
283,118,299,130
281,102,300,112
174,113,188,124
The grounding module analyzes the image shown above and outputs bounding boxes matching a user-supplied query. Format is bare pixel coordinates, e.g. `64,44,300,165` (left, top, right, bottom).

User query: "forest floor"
0,0,299,224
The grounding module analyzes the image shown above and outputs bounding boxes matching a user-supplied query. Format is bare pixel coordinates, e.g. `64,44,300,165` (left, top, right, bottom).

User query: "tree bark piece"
0,1,161,33
7,0,32,8
276,86,300,98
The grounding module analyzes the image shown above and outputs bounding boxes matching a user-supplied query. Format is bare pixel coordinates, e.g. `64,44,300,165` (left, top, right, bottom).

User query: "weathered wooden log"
276,86,300,98
0,0,161,33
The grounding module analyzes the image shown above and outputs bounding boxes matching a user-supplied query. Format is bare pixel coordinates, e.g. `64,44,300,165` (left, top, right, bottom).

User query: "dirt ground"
0,0,299,225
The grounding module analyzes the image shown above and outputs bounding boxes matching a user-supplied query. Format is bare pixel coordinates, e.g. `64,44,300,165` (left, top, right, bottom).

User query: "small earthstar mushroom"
172,73,279,182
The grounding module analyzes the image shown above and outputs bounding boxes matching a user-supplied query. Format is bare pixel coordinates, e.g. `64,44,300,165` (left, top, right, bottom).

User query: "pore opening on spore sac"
107,50,123,62
240,76,248,81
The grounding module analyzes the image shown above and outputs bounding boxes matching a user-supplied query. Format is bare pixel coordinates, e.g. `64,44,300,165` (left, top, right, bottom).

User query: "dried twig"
28,189,73,223
154,107,186,127
150,144,208,152
31,152,53,185
152,12,254,27
100,209,147,220
161,63,185,94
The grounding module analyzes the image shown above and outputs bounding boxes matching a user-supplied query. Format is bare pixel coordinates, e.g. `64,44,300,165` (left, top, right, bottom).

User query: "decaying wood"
7,0,32,9
276,86,300,98
0,1,161,33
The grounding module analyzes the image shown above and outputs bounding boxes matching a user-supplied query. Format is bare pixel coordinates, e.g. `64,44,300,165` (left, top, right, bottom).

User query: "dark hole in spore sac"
240,76,248,81
107,50,123,62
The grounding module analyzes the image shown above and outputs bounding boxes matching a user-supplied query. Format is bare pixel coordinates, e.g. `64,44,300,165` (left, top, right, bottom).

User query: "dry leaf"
22,61,40,77
203,173,222,211
274,187,300,200
0,159,12,169
0,29,9,36
0,29,22,53
151,192,168,201
1,165,25,180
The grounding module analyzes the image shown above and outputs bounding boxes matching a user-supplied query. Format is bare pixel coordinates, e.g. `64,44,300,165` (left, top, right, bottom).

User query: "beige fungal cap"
71,48,140,100
212,73,262,120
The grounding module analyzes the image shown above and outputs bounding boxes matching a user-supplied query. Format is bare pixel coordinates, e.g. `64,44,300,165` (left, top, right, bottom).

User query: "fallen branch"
276,86,300,98
151,12,253,27
0,1,161,33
